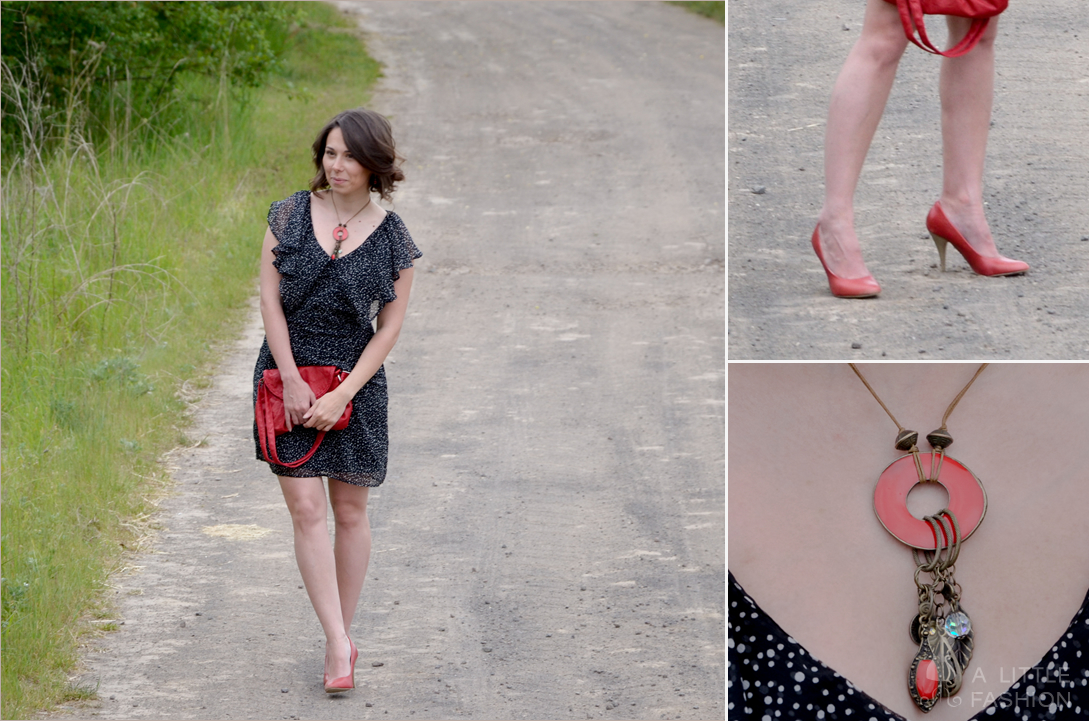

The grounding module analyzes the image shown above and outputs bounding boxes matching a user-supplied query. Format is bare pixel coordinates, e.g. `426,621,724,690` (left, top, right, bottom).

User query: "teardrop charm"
907,613,974,712
908,629,941,713
915,658,940,704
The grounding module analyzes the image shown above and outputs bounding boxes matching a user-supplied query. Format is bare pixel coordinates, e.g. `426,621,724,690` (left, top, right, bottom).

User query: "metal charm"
906,511,974,712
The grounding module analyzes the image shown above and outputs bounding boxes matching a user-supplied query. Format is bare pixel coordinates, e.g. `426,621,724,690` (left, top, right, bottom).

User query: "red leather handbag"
883,0,1008,57
256,366,352,468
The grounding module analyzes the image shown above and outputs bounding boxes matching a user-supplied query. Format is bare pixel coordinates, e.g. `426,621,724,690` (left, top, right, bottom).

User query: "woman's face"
323,127,371,196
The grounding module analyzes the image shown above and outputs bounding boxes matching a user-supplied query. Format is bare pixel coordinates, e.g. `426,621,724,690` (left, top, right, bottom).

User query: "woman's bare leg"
817,0,908,278
939,16,1005,257
328,481,372,634
279,476,352,680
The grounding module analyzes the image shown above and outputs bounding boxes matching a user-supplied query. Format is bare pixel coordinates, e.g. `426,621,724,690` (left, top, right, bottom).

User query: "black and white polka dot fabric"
728,572,1088,720
252,190,421,486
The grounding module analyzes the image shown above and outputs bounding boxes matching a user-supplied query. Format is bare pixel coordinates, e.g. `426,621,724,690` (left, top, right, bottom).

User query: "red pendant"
333,225,349,242
915,659,939,701
874,453,987,549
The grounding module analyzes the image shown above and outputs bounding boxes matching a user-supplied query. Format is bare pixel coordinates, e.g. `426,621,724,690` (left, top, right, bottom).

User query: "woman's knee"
973,18,999,51
331,500,369,530
288,497,328,530
856,29,909,68
856,0,909,66
329,483,369,528
279,477,328,529
947,15,999,49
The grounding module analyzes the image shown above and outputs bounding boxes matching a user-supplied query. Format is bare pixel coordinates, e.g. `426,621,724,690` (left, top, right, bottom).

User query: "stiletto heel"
324,637,357,693
926,202,1028,276
931,233,948,272
811,225,881,298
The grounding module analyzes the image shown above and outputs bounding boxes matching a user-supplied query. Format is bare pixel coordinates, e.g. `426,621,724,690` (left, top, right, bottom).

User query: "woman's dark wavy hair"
309,108,404,202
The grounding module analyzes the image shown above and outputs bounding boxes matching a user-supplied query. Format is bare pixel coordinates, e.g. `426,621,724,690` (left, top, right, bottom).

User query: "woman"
729,364,1089,719
253,108,421,692
812,0,1028,298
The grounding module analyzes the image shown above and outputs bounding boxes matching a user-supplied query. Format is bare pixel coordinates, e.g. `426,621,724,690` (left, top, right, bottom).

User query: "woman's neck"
324,187,373,214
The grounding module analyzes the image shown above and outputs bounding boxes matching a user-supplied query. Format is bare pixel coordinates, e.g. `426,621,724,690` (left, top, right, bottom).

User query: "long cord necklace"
849,363,989,713
329,192,372,260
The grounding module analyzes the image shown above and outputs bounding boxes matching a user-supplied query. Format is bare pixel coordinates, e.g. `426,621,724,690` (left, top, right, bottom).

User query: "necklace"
849,363,989,713
329,192,372,260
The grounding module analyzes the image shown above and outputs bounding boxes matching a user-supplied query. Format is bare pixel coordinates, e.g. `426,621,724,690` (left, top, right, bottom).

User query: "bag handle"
257,380,328,469
895,0,990,58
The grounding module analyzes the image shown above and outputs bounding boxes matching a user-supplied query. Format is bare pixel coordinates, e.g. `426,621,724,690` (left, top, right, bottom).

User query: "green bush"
1,1,298,155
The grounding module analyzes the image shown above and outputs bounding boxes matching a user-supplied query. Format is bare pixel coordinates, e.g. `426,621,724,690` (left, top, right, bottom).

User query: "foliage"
670,1,725,25
0,2,381,717
0,1,298,155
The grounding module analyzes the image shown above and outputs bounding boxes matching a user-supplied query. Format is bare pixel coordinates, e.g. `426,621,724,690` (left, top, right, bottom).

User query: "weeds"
670,1,725,25
1,3,380,717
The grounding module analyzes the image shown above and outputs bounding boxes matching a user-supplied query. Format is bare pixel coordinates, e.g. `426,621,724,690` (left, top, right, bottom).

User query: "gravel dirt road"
56,3,724,720
729,0,1089,359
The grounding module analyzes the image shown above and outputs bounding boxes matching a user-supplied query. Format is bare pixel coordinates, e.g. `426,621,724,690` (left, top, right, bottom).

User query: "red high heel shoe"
926,201,1029,276
811,225,881,298
324,637,358,693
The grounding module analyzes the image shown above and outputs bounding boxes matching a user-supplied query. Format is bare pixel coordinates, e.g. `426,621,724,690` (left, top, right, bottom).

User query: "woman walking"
253,108,421,691
812,0,1028,298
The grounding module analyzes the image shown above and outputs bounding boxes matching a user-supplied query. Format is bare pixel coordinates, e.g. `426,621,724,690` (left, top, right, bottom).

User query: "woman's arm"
302,266,415,431
259,226,316,430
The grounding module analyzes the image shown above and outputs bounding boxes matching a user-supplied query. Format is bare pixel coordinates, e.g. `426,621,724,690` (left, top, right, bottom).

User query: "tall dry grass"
1,4,381,716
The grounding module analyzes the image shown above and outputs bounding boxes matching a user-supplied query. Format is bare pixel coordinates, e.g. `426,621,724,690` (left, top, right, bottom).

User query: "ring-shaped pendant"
332,225,349,242
874,453,987,549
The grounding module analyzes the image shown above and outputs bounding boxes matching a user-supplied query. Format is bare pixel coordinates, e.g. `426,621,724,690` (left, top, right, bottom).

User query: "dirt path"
59,3,724,720
729,0,1089,359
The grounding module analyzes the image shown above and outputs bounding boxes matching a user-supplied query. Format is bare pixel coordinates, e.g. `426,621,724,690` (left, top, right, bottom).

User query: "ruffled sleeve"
267,190,327,313
377,212,421,314
387,212,422,281
345,212,421,322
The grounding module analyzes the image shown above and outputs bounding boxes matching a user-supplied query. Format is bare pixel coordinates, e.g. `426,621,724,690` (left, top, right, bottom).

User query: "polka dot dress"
728,572,1088,720
252,190,421,486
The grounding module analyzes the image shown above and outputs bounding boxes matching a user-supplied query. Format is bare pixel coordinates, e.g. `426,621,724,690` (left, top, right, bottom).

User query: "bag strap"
896,0,990,58
257,380,328,469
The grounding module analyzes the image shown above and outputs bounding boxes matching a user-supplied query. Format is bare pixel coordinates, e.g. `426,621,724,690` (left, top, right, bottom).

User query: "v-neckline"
307,191,389,261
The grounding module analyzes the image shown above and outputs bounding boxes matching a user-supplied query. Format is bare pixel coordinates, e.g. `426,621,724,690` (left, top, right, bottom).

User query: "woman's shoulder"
267,190,313,246
281,189,313,207
379,210,412,236
382,209,404,227
382,211,421,266
268,190,311,217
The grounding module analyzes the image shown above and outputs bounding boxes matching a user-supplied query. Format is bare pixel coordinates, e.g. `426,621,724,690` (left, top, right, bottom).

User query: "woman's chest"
309,197,387,260
730,455,1089,721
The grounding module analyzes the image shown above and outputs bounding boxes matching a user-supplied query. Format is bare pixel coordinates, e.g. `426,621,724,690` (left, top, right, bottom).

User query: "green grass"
0,3,380,718
670,1,725,24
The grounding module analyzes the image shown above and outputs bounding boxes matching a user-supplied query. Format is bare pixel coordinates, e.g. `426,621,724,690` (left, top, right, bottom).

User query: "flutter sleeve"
358,212,422,321
266,190,325,313
388,212,422,282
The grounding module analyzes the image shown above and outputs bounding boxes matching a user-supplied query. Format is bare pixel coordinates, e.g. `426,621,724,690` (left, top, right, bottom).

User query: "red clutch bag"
256,366,352,468
883,0,1008,57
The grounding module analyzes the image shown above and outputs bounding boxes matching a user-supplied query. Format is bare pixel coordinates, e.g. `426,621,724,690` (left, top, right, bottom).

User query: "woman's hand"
302,387,351,432
282,374,317,431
